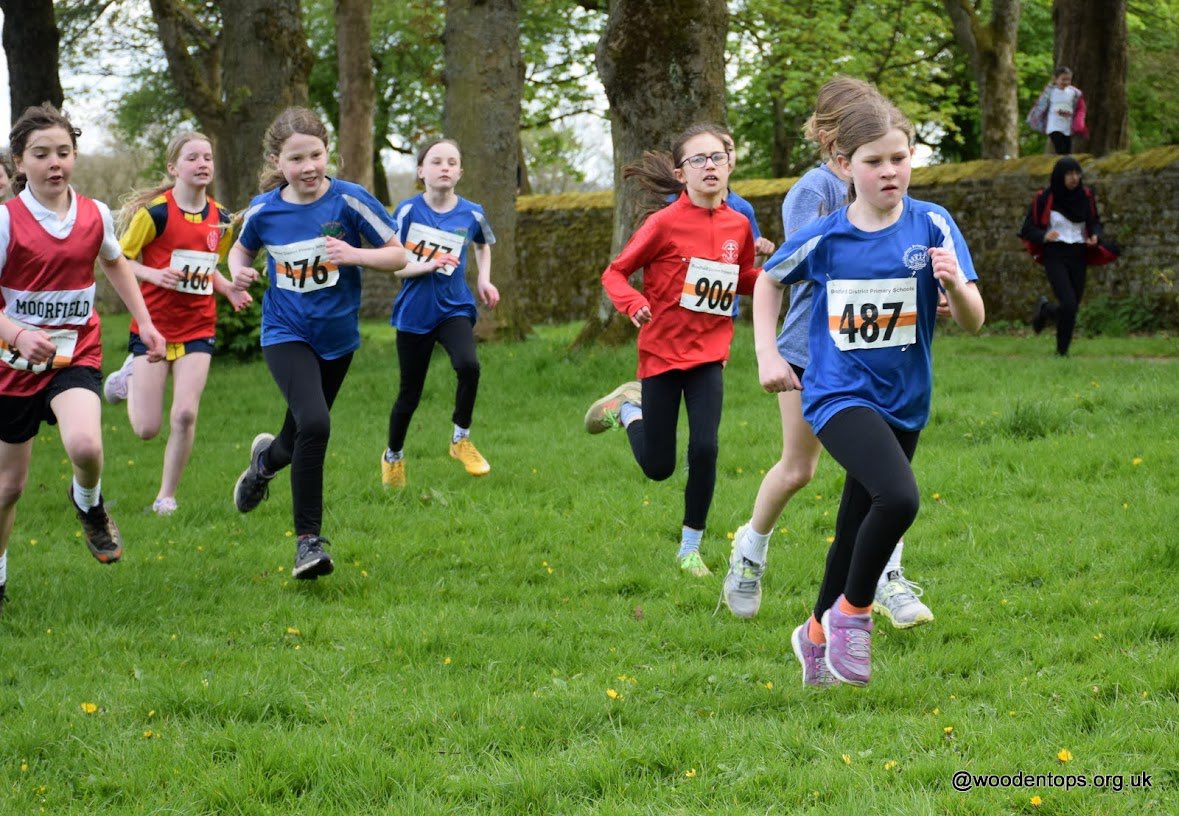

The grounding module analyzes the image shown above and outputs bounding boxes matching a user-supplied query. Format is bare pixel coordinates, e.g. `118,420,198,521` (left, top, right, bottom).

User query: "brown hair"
414,138,462,190
8,102,81,195
832,96,915,201
258,107,330,192
804,76,881,159
117,131,214,233
623,123,730,226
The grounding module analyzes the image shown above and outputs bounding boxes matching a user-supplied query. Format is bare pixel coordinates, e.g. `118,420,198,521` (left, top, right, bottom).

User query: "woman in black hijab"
1020,156,1104,356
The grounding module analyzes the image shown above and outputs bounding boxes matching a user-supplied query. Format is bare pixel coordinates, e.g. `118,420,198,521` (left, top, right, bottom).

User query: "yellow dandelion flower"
443,656,452,665
1093,633,1103,640
1009,710,1017,716
361,570,369,578
143,730,154,739
285,530,294,537
932,492,942,501
29,538,37,545
841,754,852,765
736,467,744,474
148,710,156,718
944,726,954,735
1132,457,1143,466
642,499,650,506
286,627,300,636
20,760,28,773
826,536,835,544
1122,502,1129,509
684,768,696,779
80,702,98,714
931,707,940,716
764,681,773,690
1057,748,1072,762
546,566,554,574
726,531,735,540
1030,795,1042,807
1001,598,1008,605
606,688,621,700
884,760,898,771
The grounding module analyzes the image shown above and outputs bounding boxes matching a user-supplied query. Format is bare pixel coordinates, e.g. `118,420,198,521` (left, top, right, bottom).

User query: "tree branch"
146,0,223,127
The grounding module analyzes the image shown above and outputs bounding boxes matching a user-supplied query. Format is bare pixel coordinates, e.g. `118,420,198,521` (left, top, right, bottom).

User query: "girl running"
228,107,453,580
381,138,499,489
0,103,166,612
584,123,759,578
103,130,252,515
723,77,934,629
757,95,984,686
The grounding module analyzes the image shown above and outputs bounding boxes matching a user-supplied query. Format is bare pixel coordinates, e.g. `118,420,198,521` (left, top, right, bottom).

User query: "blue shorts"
0,366,102,444
129,333,215,362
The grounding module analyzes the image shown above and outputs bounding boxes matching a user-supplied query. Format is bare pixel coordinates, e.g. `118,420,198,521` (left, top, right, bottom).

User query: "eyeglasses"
679,151,730,169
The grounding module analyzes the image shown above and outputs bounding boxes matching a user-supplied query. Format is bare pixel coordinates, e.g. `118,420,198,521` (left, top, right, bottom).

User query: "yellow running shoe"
449,438,490,476
381,452,406,489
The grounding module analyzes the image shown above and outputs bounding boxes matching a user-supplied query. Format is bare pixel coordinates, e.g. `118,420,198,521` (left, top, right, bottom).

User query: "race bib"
680,257,738,316
269,237,340,293
0,323,78,372
404,223,463,276
170,249,218,296
826,277,917,352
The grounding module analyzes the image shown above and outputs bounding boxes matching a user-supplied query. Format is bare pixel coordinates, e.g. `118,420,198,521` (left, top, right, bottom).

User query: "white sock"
879,539,904,586
72,479,101,512
738,523,771,565
384,448,404,463
619,402,642,427
677,526,703,558
452,425,470,444
0,551,7,585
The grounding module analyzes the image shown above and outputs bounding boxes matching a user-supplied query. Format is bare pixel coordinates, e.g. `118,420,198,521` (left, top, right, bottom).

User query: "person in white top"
1044,67,1083,155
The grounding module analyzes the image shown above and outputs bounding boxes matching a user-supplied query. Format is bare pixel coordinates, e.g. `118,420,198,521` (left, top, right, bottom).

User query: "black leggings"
388,317,480,451
814,407,921,616
625,363,723,531
1049,131,1072,154
261,342,353,536
1042,242,1087,356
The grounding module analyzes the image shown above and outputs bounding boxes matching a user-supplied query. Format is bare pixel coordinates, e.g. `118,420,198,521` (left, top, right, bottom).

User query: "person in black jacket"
1020,156,1104,356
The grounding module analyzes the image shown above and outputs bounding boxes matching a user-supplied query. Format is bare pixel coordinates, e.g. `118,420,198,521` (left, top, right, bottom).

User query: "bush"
215,263,267,363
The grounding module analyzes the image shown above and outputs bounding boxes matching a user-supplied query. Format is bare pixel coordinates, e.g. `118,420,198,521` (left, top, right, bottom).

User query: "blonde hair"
832,96,915,201
117,131,214,233
804,76,881,159
623,123,730,227
258,107,330,192
8,102,80,195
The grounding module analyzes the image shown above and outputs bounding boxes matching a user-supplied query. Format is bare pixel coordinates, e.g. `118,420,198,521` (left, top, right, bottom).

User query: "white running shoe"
874,569,934,629
721,525,764,619
103,354,134,404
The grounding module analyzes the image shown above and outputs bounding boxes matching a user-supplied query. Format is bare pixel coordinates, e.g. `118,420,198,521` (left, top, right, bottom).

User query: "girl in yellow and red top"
584,123,759,578
103,131,252,516
0,104,165,613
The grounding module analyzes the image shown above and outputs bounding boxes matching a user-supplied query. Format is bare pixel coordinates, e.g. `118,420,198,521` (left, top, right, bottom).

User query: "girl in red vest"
103,131,252,515
0,104,165,613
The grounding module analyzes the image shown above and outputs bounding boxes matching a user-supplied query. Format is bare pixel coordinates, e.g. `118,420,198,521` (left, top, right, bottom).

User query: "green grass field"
1,316,1176,814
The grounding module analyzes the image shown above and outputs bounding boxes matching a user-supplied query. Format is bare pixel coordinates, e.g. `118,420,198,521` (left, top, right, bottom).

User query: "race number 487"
826,277,917,351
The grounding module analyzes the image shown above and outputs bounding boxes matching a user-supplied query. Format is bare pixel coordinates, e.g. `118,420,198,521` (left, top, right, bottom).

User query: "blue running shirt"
389,194,495,334
238,179,397,359
762,197,978,433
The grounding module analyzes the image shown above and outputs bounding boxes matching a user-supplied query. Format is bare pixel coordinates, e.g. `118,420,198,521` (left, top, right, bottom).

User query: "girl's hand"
225,287,253,313
231,266,258,291
757,350,801,393
324,236,361,267
1085,234,1098,246
14,329,58,367
754,237,776,257
929,247,964,293
139,324,167,363
427,252,461,273
156,267,183,289
936,291,951,318
629,304,652,327
478,280,500,308
1044,230,1060,242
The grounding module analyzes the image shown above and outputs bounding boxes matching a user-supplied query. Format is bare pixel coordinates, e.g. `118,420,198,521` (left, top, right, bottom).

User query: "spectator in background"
1028,67,1087,155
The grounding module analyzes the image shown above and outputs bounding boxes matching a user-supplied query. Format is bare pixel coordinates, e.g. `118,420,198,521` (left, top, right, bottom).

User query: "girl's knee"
62,433,103,468
778,458,818,494
884,488,920,527
0,475,27,508
170,405,199,434
687,439,718,469
130,417,162,440
298,413,332,444
454,358,480,382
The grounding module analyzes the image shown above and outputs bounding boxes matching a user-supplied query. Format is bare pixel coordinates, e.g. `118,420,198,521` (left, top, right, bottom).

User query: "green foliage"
214,275,267,362
1126,1,1179,150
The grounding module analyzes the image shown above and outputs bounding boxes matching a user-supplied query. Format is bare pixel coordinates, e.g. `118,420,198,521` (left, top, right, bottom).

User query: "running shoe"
584,381,642,434
233,433,275,513
152,497,178,516
1032,295,1049,334
69,489,123,564
381,452,406,489
0,582,6,617
103,354,134,404
292,535,334,580
449,438,490,476
821,596,874,686
678,550,712,578
721,525,764,619
791,623,838,688
874,570,934,629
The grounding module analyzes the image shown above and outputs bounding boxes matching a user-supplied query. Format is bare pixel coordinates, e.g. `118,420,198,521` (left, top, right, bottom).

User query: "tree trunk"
336,0,374,188
1,0,64,116
444,0,527,340
943,0,1021,159
575,0,728,347
147,0,313,209
1053,0,1128,155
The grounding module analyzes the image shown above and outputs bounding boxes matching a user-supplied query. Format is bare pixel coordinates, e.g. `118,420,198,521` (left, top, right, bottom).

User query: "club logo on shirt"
903,244,929,271
721,239,739,264
321,221,346,240
205,228,220,252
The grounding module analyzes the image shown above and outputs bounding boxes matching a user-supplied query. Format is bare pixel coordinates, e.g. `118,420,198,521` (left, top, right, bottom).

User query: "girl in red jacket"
584,123,758,577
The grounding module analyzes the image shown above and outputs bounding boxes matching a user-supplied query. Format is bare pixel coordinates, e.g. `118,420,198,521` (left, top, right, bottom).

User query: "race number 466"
680,257,738,316
268,237,340,293
170,249,218,296
825,277,917,351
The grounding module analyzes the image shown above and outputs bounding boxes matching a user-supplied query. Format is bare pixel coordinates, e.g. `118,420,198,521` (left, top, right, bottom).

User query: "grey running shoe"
292,535,334,580
874,570,934,629
584,381,642,434
822,597,874,686
791,623,838,687
233,433,275,513
103,354,134,404
721,525,764,619
69,489,123,563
